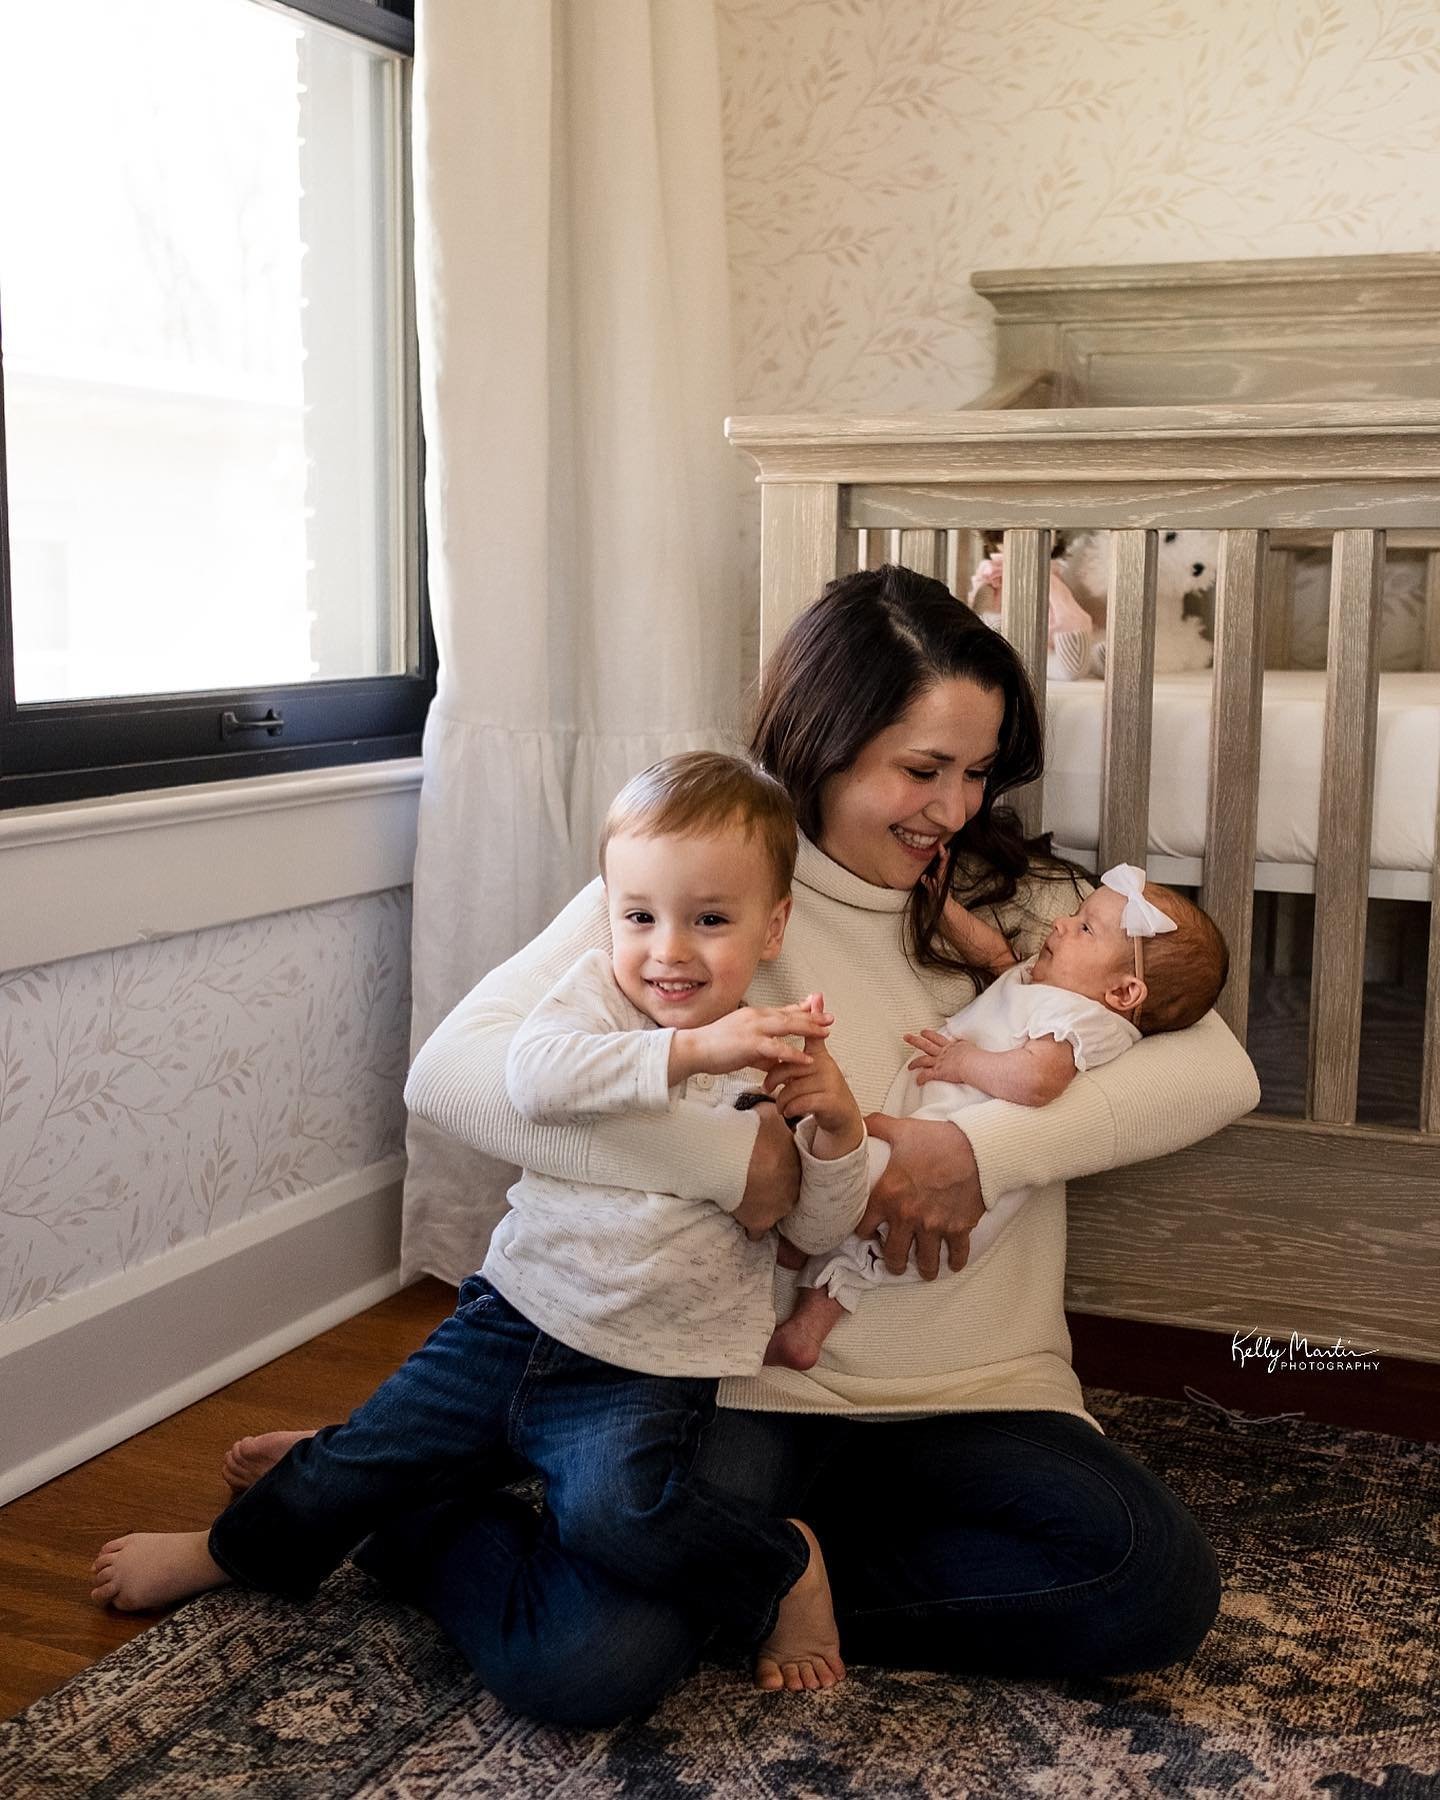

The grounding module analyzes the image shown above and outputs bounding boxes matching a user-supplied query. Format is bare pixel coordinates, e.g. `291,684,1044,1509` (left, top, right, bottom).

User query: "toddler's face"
604,828,790,1029
1031,888,1136,1005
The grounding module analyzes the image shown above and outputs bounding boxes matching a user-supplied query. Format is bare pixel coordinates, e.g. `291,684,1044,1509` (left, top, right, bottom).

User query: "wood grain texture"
1308,529,1385,1124
973,254,1440,412
1263,546,1295,669
1203,530,1267,1040
1425,551,1440,672
961,369,1056,408
1066,1116,1440,1362
844,479,1440,531
759,481,839,665
897,529,941,578
1099,530,1157,872
972,251,1440,324
1425,786,1440,1135
0,1278,457,1720
998,529,1051,838
730,397,1440,455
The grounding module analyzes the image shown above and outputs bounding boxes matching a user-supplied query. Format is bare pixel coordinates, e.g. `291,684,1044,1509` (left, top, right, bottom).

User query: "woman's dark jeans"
354,1402,1222,1728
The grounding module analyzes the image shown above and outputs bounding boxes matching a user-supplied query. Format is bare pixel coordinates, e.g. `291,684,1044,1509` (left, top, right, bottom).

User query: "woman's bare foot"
222,1428,317,1494
90,1531,231,1612
754,1519,845,1692
764,1289,846,1371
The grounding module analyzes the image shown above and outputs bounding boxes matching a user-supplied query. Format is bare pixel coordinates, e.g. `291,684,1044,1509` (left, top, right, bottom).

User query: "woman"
282,566,1258,1723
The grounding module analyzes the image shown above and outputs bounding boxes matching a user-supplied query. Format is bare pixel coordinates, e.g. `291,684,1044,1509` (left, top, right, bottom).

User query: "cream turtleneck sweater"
404,836,1260,1429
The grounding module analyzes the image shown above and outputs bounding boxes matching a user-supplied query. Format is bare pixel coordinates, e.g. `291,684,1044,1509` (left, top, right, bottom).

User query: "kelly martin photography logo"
1232,1329,1382,1375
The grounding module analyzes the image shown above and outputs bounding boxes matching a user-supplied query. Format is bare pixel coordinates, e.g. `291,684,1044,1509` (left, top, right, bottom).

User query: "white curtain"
402,0,741,1284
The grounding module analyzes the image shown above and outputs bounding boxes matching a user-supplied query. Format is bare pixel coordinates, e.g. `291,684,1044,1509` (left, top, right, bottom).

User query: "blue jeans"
209,1277,807,1641
353,1402,1222,1727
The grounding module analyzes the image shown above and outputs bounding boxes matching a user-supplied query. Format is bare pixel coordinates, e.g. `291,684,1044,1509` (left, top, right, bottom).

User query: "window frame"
0,0,430,812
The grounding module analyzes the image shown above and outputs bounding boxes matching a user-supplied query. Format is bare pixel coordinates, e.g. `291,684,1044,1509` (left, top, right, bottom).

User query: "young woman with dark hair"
221,565,1259,1726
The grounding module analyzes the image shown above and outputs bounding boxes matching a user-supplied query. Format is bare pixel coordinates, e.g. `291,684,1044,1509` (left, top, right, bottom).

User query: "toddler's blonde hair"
599,752,797,902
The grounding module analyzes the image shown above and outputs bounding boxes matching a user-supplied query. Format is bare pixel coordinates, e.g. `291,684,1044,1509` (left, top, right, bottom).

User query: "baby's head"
1032,878,1228,1034
599,752,797,1030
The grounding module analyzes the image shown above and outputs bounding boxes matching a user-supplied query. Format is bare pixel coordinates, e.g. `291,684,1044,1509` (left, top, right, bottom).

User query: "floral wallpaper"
717,0,1440,657
1,890,411,1326
719,0,1440,411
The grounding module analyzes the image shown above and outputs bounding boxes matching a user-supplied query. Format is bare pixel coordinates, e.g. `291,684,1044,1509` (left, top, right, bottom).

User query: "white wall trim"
0,758,424,974
0,1156,409,1506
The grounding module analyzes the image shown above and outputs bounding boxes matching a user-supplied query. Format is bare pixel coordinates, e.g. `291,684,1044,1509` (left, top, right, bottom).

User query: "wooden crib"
727,254,1440,1366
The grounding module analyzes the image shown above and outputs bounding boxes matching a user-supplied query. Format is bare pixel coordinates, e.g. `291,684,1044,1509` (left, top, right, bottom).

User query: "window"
0,0,428,808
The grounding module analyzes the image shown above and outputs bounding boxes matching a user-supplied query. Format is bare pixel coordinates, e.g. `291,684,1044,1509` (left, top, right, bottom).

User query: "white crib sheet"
1042,671,1440,876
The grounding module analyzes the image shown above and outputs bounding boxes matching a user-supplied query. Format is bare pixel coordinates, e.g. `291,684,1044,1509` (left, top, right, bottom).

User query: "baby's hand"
903,1029,974,1087
673,1001,832,1082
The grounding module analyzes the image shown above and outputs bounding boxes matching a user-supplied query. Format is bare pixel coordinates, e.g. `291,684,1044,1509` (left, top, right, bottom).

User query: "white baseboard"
0,1158,407,1506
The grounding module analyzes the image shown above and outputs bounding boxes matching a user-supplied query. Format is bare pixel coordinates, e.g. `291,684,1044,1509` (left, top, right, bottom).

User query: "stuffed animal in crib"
967,530,1097,681
1060,529,1216,674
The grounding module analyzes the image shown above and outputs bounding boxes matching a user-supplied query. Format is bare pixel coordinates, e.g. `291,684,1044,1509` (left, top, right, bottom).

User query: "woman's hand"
860,1114,983,1278
732,1098,801,1240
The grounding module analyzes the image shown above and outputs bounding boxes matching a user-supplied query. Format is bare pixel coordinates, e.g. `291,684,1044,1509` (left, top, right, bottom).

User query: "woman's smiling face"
816,677,1005,889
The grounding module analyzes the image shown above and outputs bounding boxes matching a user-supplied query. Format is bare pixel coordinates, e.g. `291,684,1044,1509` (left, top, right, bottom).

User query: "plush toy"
967,530,1096,680
1059,529,1216,674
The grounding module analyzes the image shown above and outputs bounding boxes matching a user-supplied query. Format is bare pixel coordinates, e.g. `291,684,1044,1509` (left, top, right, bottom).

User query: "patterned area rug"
3,1389,1437,1799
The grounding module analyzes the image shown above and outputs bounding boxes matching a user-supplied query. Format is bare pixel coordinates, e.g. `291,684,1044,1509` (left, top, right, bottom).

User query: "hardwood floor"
0,1277,456,1722
3,1279,1435,1722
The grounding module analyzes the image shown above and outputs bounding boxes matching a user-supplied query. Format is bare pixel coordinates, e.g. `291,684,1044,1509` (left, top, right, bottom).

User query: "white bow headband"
1100,864,1177,939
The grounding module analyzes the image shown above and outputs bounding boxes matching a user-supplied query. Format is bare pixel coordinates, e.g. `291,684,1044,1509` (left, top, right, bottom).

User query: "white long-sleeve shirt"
407,836,1260,1425
485,947,869,1377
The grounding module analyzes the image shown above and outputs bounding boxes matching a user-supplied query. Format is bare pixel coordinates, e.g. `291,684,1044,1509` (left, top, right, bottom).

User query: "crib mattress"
1042,671,1440,876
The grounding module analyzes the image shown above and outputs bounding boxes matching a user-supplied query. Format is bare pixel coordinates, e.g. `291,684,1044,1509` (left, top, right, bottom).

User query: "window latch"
219,707,285,740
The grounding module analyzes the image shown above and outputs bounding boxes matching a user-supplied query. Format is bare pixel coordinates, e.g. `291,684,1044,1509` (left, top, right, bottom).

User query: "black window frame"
0,0,431,811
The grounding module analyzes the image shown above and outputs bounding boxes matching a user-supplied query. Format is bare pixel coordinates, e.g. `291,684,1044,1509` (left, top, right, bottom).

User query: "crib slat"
999,529,1052,838
1308,528,1385,1124
952,530,979,603
835,527,861,580
1424,551,1440,672
941,531,960,596
1425,800,1440,1132
759,482,840,666
1099,530,1157,872
898,529,941,578
1263,547,1295,669
1202,530,1267,1042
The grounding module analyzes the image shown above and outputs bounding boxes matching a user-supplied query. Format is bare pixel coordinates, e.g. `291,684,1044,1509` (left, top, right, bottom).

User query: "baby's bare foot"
754,1519,844,1693
222,1429,317,1494
90,1531,231,1612
763,1290,846,1371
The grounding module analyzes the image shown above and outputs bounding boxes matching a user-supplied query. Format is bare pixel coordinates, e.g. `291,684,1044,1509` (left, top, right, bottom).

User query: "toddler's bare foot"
90,1531,231,1612
763,1289,846,1371
754,1519,845,1693
222,1428,317,1494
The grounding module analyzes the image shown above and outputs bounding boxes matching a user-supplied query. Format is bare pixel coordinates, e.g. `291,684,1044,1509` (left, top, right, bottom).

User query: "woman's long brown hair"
749,563,1074,978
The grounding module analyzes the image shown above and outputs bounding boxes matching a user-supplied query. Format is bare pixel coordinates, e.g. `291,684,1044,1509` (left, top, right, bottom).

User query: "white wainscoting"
0,1157,407,1505
0,758,423,975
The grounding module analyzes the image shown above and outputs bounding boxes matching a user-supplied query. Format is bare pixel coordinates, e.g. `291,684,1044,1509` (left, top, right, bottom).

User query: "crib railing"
728,401,1440,1137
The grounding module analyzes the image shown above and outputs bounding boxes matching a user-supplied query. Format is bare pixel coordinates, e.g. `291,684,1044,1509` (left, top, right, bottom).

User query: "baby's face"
1031,888,1135,1004
605,828,790,1030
